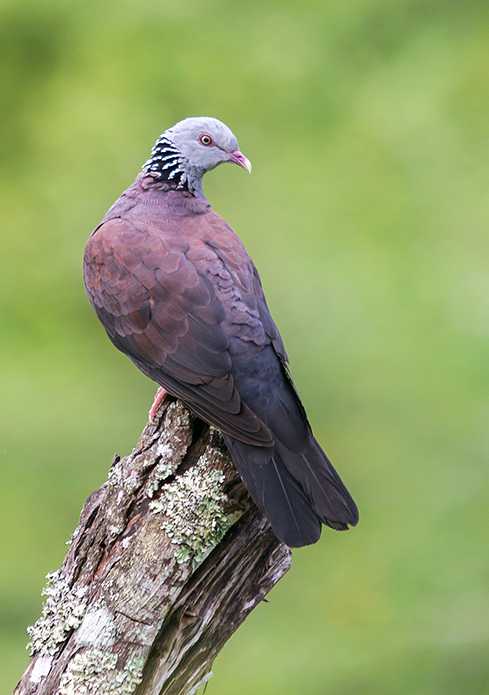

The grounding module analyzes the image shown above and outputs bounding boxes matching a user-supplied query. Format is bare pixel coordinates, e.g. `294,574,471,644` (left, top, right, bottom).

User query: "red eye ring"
199,134,213,146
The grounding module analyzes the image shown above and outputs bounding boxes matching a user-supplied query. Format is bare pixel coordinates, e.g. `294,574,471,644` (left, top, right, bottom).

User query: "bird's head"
142,117,251,197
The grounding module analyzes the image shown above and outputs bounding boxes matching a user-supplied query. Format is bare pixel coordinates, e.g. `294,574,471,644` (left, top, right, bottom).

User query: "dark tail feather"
224,434,358,547
223,436,321,547
277,436,359,530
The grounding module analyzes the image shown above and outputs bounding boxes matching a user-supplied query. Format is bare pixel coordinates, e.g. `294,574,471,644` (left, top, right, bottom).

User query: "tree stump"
15,399,291,695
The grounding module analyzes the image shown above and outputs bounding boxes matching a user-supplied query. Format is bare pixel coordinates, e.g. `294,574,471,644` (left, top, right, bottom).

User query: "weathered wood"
15,399,291,695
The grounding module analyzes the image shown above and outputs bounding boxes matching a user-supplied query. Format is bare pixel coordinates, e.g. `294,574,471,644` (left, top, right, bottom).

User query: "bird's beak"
229,150,252,173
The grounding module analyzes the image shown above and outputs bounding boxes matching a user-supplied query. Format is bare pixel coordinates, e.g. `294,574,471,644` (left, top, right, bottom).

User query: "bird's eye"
199,134,213,146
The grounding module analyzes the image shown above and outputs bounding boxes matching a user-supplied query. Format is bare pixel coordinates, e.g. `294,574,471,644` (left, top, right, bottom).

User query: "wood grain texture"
15,399,291,695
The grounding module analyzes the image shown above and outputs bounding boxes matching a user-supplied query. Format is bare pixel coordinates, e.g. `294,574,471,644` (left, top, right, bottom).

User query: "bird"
83,116,359,547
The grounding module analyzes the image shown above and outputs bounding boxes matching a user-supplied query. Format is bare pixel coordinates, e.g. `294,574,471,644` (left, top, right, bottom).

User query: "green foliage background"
1,1,488,692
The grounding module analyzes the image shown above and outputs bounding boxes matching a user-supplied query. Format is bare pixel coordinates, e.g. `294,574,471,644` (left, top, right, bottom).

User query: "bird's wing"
250,261,289,364
83,216,272,446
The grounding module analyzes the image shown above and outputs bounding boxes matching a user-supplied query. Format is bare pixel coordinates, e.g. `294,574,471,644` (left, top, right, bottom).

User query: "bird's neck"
142,135,205,198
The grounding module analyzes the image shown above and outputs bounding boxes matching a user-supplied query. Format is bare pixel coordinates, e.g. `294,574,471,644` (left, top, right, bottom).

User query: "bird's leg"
149,386,167,421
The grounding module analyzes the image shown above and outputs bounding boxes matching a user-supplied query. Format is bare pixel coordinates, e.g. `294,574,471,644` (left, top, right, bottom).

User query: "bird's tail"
223,433,359,547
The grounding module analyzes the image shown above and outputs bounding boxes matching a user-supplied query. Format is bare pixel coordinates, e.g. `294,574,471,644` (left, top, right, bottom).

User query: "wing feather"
84,217,272,446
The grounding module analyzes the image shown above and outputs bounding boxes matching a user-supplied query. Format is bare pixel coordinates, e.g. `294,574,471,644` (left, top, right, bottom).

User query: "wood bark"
15,399,291,695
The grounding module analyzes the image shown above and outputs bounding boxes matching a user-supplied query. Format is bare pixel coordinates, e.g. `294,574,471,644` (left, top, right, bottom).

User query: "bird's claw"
149,387,167,421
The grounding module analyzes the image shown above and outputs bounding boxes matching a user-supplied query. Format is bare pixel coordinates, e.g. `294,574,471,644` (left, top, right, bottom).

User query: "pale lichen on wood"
150,443,240,566
27,571,88,657
15,399,291,695
58,650,144,695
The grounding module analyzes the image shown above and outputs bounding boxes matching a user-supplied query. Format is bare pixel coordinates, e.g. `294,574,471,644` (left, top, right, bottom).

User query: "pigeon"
83,117,359,547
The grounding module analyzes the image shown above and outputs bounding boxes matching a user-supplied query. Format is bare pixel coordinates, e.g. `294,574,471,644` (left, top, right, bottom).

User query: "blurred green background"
1,0,489,692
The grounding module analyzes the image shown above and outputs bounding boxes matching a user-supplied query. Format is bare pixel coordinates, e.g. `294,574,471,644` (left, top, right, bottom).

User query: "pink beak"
229,150,252,173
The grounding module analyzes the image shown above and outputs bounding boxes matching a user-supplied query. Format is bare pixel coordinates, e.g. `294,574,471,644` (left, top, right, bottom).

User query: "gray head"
142,116,251,197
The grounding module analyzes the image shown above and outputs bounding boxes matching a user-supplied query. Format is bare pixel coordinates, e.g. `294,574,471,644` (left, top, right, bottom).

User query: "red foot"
149,387,167,421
